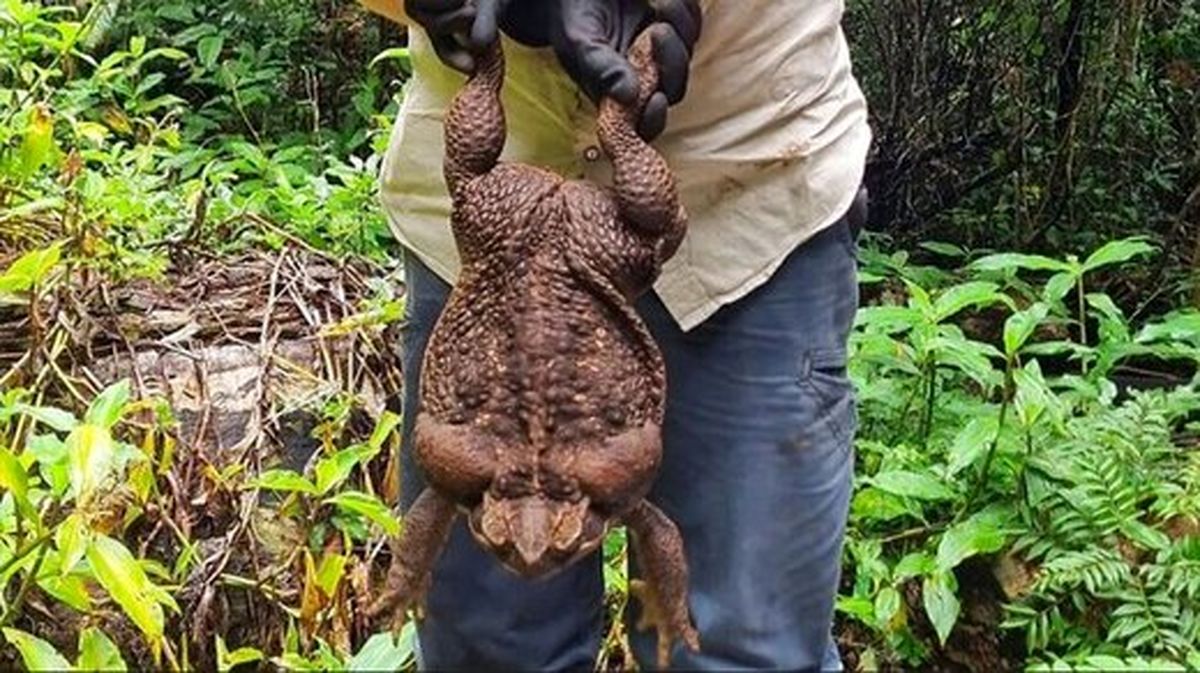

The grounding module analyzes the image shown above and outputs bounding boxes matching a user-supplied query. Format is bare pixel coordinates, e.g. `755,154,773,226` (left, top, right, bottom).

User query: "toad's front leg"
626,500,700,668
367,488,457,624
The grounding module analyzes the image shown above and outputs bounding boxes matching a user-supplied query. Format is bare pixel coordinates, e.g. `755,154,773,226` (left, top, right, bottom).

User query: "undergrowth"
840,238,1200,671
2,1,1199,671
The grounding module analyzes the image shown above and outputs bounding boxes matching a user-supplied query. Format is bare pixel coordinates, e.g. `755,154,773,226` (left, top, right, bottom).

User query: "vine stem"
0,532,52,579
920,357,938,448
961,361,1014,518
1077,276,1089,375
880,522,948,544
0,543,49,629
1019,428,1035,512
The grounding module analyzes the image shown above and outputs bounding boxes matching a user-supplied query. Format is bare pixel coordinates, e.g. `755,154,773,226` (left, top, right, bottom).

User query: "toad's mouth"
465,492,608,578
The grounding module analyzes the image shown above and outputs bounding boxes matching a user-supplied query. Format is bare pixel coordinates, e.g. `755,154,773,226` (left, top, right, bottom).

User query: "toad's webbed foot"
366,488,458,624
626,500,700,668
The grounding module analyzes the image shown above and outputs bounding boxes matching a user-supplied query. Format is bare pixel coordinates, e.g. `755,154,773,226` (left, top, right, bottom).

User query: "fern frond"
1034,547,1131,595
1106,577,1191,657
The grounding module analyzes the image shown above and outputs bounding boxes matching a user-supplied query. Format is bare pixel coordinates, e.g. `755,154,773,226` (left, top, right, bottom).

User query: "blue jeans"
398,215,859,672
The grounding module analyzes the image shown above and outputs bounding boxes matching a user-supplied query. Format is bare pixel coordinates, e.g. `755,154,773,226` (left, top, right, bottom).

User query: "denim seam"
798,349,855,445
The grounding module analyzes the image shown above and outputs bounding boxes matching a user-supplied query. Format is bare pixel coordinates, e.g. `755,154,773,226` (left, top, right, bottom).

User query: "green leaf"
1087,293,1130,346
16,104,55,179
873,587,902,631
903,279,934,315
55,512,90,573
315,553,347,598
893,552,935,582
216,635,262,673
226,141,268,168
922,571,960,645
0,447,29,502
367,411,402,451
932,335,1002,390
1120,520,1170,551
1086,292,1124,323
315,448,368,495
144,45,191,62
971,253,1071,273
85,379,131,429
0,243,63,294
395,621,417,665
369,47,412,71
74,120,110,143
850,487,910,523
27,431,66,465
66,424,116,504
14,403,77,432
313,641,344,670
348,626,416,672
196,35,224,68
1042,271,1077,303
324,491,401,536
1022,340,1087,357
134,72,167,98
1014,360,1056,429
854,305,922,333
936,510,1010,572
4,0,34,25
273,653,322,671
251,469,317,495
2,627,72,671
918,241,966,257
1082,238,1154,272
836,595,875,624
37,573,92,611
947,414,999,477
1004,302,1050,356
28,434,70,495
1136,311,1200,344
871,471,956,501
86,534,165,640
78,627,127,671
932,282,1003,322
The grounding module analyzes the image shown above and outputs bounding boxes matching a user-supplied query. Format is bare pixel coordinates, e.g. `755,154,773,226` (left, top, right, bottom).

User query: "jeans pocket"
798,347,858,447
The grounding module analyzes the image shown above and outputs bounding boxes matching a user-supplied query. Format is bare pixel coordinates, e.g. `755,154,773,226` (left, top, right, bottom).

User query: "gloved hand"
546,0,701,140
404,0,513,73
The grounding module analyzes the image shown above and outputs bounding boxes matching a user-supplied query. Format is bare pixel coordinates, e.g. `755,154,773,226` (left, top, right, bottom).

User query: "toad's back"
371,29,700,665
421,163,665,449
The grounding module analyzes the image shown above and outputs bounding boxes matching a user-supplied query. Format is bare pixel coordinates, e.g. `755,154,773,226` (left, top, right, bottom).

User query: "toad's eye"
541,472,580,501
494,471,534,497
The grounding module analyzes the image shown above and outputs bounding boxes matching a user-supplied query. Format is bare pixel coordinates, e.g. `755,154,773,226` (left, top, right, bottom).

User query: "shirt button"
583,146,601,162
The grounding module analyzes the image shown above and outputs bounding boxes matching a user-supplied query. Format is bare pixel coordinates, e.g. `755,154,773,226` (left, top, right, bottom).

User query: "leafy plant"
0,379,179,663
842,236,1200,668
250,412,401,538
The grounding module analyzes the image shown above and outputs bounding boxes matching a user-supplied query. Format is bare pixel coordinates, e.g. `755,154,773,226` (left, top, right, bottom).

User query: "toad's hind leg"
626,500,700,667
367,488,457,623
444,42,505,197
413,416,500,501
597,26,687,259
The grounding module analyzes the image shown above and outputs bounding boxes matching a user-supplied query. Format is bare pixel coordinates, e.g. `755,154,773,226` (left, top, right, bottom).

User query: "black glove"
404,0,514,73
547,0,701,140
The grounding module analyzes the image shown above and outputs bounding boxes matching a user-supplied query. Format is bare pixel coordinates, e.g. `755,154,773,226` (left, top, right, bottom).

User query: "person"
373,0,871,669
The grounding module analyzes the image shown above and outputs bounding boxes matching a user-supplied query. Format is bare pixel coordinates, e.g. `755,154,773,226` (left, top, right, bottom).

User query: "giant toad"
369,26,697,664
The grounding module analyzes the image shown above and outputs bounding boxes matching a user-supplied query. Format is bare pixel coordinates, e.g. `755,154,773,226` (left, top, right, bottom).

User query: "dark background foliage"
2,1,1199,671
846,0,1198,305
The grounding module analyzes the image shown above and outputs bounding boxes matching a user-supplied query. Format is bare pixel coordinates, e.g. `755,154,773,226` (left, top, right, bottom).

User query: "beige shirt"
379,1,871,331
